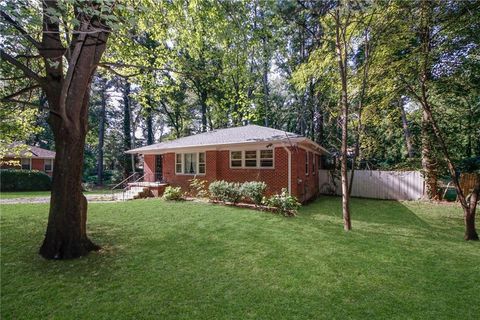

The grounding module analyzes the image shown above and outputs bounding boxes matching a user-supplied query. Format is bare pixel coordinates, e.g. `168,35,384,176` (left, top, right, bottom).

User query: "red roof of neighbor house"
127,124,329,154
3,144,56,159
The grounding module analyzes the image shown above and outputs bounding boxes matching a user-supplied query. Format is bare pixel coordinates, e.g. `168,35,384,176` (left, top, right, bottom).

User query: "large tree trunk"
40,116,99,258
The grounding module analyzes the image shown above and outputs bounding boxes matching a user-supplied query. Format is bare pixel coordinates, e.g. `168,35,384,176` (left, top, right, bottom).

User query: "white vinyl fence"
318,170,425,200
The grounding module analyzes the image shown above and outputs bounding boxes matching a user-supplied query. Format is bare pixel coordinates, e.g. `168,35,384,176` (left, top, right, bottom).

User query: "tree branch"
0,50,44,84
1,84,41,101
1,10,42,50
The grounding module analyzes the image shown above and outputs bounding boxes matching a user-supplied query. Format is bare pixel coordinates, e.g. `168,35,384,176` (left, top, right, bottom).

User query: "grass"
0,189,116,199
1,197,479,319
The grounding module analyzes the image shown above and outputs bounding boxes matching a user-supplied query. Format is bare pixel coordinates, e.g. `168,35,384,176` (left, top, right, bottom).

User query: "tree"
1,0,115,259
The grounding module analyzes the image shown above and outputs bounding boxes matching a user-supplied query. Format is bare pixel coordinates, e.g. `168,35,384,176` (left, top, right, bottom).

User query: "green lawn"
1,197,479,319
0,189,116,199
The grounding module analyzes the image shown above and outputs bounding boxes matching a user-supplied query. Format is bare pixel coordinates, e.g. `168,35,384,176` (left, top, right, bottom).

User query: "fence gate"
318,170,425,200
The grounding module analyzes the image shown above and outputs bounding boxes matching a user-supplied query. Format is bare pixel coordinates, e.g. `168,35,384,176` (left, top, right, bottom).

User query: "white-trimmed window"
305,152,309,175
230,149,274,169
312,154,316,175
230,151,242,167
21,158,31,170
260,150,273,168
175,154,182,173
198,152,206,174
245,150,257,167
175,152,205,175
44,159,53,172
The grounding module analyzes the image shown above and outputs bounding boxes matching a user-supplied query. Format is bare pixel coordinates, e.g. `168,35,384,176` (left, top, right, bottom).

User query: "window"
175,154,182,174
198,152,205,174
245,150,257,167
305,152,309,175
260,150,273,168
230,149,274,168
175,152,205,175
21,158,31,170
230,151,242,167
44,159,53,172
184,153,197,174
312,154,316,175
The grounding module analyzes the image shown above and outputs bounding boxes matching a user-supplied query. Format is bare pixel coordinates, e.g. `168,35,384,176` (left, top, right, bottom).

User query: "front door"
155,155,163,181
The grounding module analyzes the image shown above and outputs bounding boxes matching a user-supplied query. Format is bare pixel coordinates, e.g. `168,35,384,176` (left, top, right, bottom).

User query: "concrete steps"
117,186,151,201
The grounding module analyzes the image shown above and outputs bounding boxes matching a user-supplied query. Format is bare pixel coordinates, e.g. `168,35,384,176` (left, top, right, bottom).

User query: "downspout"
283,146,292,194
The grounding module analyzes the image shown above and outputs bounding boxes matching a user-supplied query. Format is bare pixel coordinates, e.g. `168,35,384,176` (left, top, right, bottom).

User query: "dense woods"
1,0,479,258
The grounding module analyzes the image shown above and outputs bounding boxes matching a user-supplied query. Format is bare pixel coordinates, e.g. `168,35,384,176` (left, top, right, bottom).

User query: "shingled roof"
3,144,56,159
127,125,326,154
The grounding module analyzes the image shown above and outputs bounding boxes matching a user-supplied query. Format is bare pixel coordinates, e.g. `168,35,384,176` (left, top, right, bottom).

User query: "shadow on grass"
302,196,430,227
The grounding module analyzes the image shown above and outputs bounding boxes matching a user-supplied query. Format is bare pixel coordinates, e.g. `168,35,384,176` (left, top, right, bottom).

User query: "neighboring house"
1,145,56,176
127,125,328,202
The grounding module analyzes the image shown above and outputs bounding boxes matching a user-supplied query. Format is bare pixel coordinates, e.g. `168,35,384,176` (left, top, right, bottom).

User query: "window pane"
176,164,182,173
21,158,30,170
199,152,205,163
231,151,242,159
260,150,273,159
199,163,205,174
176,154,182,163
184,153,197,174
231,160,242,167
245,151,256,159
245,151,257,167
44,159,53,171
260,159,273,167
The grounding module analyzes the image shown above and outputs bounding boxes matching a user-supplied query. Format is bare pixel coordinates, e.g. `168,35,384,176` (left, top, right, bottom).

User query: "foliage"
457,157,480,174
208,180,242,204
188,178,208,198
240,181,267,206
162,186,184,201
0,169,51,191
262,188,300,217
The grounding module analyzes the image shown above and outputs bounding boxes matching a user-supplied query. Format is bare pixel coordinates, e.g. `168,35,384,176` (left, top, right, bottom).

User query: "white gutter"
283,146,292,195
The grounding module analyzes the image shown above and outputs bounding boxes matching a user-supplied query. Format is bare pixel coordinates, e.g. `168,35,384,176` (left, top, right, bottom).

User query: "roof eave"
125,138,302,155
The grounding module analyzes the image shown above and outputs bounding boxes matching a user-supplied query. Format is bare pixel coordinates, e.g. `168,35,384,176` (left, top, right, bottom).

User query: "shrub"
262,188,301,217
188,178,208,198
162,186,184,201
0,169,52,191
209,180,242,204
240,181,267,206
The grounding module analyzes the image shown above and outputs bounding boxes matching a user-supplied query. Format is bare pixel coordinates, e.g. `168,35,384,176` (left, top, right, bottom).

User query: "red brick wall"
290,148,319,202
146,146,319,202
31,158,44,171
144,155,155,182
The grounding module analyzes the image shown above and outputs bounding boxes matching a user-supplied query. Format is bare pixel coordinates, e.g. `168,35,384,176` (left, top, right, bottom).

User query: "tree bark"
122,81,133,177
335,6,351,231
399,98,414,159
97,78,107,186
40,113,99,258
421,109,439,199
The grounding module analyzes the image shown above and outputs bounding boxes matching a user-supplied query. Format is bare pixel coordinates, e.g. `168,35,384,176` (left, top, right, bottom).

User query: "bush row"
209,180,267,205
0,169,52,191
162,180,301,216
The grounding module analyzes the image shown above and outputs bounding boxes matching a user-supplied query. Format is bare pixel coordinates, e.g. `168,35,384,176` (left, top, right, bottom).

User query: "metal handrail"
111,172,138,200
122,173,146,201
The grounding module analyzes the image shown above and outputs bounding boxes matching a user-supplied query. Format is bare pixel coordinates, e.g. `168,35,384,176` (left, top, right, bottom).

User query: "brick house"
127,125,328,202
1,145,56,176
